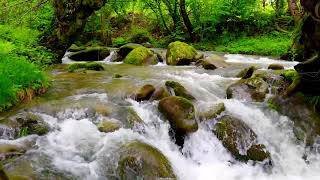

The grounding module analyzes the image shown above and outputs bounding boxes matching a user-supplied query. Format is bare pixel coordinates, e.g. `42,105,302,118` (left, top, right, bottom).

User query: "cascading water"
1,52,320,180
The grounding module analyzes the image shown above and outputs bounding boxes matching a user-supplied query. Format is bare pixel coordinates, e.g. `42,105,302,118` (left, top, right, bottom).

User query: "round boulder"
268,64,284,70
166,41,198,65
118,43,143,58
124,47,158,65
136,84,156,101
165,81,195,101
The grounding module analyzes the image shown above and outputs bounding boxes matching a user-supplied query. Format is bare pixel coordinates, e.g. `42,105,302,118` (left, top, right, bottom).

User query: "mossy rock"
68,47,110,61
136,84,156,101
97,119,121,133
199,103,225,121
268,64,284,70
127,107,144,128
113,73,123,78
165,81,195,101
16,113,49,136
68,62,104,72
117,141,176,179
124,47,158,66
196,55,229,70
213,115,270,162
253,70,289,95
158,96,198,146
281,70,301,96
118,43,143,58
237,66,257,79
151,87,170,101
67,44,86,52
227,77,269,102
166,41,198,66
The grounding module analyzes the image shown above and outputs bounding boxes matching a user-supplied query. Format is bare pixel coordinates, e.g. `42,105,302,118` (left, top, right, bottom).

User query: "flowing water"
1,51,320,180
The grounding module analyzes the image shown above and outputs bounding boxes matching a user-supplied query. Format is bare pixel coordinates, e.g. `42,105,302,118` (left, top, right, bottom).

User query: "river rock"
165,81,195,101
97,119,121,133
16,113,49,136
166,41,198,65
268,95,320,145
124,47,158,65
199,103,225,121
126,107,144,127
227,77,269,102
117,141,176,179
151,87,170,101
213,115,270,162
68,47,110,61
0,163,8,180
118,43,143,58
158,96,198,146
268,64,284,70
197,55,229,70
237,66,257,79
67,44,86,52
0,144,25,161
136,84,156,101
253,71,289,95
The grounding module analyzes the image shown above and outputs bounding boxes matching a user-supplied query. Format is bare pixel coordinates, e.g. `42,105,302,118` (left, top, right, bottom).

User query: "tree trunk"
43,0,107,63
179,0,196,42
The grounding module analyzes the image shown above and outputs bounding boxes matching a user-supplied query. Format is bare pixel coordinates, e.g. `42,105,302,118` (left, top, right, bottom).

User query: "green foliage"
129,26,152,44
113,37,128,47
18,127,29,137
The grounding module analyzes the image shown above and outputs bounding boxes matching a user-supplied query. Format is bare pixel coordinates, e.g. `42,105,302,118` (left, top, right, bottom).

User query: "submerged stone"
213,115,270,162
165,81,195,101
117,141,176,179
199,103,225,121
268,64,284,70
16,113,49,136
126,107,144,128
166,41,198,65
97,119,121,133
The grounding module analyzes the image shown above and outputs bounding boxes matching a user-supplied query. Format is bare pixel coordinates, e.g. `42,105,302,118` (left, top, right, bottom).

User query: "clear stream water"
1,51,320,180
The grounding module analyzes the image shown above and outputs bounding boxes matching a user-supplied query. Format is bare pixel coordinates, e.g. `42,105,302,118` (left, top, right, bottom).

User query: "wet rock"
227,77,269,102
158,96,198,146
0,144,25,161
123,47,158,65
213,115,270,162
68,47,110,61
142,42,153,48
67,44,85,52
112,73,123,78
199,103,225,121
67,62,104,72
4,158,37,180
97,119,121,133
268,64,284,70
269,95,320,145
136,84,156,101
127,107,144,127
253,71,289,95
151,87,170,101
118,43,143,58
0,163,9,180
16,113,49,136
281,70,300,96
196,55,229,70
117,141,176,179
166,41,198,65
237,66,257,79
0,124,17,140
165,81,195,101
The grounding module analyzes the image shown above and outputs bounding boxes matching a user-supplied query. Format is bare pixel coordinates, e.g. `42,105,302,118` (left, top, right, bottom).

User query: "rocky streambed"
1,42,320,180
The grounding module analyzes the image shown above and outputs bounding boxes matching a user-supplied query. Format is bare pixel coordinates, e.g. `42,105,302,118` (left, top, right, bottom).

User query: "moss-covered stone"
166,41,198,65
68,62,104,72
136,84,156,101
165,81,195,101
113,73,123,78
118,43,143,58
67,44,86,52
268,64,284,70
97,119,121,133
124,47,158,66
237,66,257,79
127,107,144,127
68,47,110,61
151,87,170,101
199,103,225,121
158,96,198,146
117,141,176,179
227,77,269,102
281,70,301,96
213,115,270,162
16,113,49,136
196,55,229,70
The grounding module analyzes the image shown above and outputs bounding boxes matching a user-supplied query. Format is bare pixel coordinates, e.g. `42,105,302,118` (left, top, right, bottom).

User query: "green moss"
267,98,280,111
118,141,176,179
199,103,225,121
237,66,257,79
281,70,300,96
97,120,120,133
123,47,158,65
165,81,195,100
67,44,85,52
68,62,104,72
166,41,198,65
127,107,143,127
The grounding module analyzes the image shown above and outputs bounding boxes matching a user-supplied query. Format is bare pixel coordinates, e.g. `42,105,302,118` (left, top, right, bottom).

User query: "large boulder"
166,41,198,65
117,141,176,179
213,115,271,162
158,96,198,146
227,77,269,102
237,66,257,79
68,47,110,61
136,84,156,101
165,81,195,101
151,87,170,101
123,47,158,65
196,55,229,70
118,43,143,59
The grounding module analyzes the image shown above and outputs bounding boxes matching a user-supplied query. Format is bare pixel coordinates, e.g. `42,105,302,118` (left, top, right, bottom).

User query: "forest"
0,0,320,179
